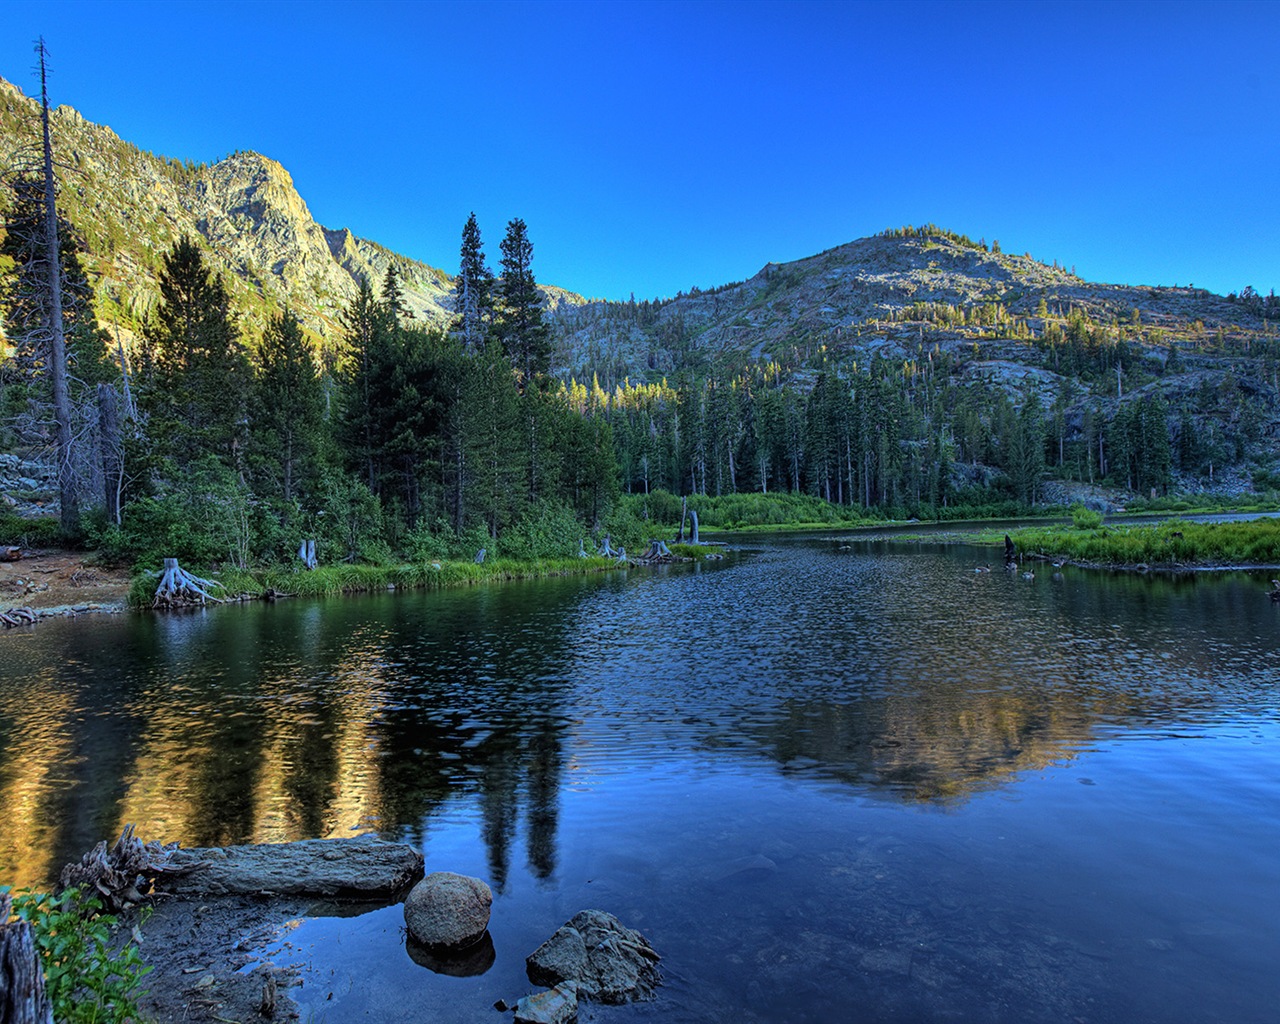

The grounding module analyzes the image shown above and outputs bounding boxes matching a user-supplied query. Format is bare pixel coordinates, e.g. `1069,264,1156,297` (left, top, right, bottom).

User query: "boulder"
160,835,423,897
403,871,492,950
526,909,660,1004
514,982,577,1024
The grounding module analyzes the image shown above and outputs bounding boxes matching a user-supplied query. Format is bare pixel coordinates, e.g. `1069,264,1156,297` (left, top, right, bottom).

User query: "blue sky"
2,0,1277,301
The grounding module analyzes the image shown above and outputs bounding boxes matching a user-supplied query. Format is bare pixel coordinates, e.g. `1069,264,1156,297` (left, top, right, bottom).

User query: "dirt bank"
0,548,131,618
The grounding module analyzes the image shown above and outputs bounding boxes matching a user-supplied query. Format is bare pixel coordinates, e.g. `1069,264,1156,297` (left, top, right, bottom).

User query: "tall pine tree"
495,218,551,390
139,236,249,479
452,212,493,351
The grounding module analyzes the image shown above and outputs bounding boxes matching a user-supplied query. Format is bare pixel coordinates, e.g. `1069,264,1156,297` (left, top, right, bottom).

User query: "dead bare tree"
34,39,78,535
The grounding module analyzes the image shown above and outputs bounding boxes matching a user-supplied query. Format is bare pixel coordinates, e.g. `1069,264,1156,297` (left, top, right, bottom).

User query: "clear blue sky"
2,0,1277,301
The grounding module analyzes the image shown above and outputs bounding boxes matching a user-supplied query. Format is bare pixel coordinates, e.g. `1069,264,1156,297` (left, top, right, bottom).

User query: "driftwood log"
0,891,54,1024
0,608,36,629
157,835,424,898
153,558,225,609
0,547,21,563
59,824,197,911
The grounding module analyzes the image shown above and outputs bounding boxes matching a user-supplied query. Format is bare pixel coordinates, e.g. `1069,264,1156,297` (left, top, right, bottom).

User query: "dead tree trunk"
678,496,687,543
37,41,78,537
0,892,55,1024
97,383,122,525
297,539,317,569
689,510,700,545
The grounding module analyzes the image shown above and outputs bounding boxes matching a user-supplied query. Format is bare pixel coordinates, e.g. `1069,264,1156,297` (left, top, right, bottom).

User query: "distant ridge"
0,74,585,348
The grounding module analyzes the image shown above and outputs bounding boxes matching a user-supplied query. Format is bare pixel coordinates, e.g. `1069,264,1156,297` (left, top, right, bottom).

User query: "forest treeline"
4,175,1280,571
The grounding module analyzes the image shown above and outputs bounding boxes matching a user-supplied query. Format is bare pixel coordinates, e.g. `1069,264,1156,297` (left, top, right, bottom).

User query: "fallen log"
153,557,225,609
157,835,425,898
0,892,55,1024
0,607,36,629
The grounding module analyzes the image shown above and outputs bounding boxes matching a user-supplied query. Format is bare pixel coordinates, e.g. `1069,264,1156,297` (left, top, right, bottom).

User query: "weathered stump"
59,823,190,911
297,538,318,570
0,892,55,1024
153,558,225,609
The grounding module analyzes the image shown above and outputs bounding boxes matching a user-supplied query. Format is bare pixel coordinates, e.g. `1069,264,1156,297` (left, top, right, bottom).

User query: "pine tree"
139,236,250,479
495,218,551,389
452,212,493,351
250,309,324,505
336,277,382,491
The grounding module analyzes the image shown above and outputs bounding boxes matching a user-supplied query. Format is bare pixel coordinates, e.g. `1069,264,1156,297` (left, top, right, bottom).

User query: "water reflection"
1,541,1278,889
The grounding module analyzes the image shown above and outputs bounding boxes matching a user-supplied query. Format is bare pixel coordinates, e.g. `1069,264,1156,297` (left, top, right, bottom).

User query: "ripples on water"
2,538,1279,1022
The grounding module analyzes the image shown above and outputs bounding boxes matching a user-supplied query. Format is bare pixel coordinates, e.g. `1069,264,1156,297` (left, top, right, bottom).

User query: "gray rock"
514,982,577,1024
526,909,660,1004
160,835,423,897
403,871,492,950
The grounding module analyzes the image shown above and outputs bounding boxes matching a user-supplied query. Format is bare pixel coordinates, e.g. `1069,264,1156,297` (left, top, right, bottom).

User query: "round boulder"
403,871,492,950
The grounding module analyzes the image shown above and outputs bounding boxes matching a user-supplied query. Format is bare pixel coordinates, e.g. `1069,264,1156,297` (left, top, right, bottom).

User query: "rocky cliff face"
0,75,582,348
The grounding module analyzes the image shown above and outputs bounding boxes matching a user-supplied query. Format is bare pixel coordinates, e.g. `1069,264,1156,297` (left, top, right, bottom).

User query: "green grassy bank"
1012,515,1280,567
127,555,623,609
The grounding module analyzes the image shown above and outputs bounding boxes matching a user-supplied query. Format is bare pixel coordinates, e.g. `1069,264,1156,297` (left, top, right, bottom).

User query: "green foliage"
497,499,582,560
1070,504,1104,530
3,885,151,1024
105,457,252,568
1013,516,1280,565
0,513,62,547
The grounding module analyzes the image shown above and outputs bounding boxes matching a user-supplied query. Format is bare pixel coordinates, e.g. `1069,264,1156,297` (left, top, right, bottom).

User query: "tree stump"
0,892,55,1024
474,548,486,564
297,539,318,570
153,558,225,609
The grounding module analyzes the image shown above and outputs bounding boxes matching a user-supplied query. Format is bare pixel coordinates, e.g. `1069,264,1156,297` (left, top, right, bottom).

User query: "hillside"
0,75,584,349
554,229,1275,384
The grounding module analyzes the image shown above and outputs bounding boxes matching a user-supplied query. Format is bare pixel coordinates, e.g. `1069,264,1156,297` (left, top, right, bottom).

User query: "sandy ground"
120,896,305,1024
0,547,133,618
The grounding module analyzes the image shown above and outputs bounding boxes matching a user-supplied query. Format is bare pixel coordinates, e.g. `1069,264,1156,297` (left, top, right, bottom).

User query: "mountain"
0,75,585,349
553,228,1275,385
2,71,1276,428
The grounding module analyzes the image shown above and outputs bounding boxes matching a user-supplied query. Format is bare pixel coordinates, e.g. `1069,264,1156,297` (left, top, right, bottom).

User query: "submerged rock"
514,981,578,1024
161,835,423,897
526,909,660,1004
403,871,492,950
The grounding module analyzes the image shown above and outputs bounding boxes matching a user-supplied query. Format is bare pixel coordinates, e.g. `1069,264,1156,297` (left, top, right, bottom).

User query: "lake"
2,535,1278,1022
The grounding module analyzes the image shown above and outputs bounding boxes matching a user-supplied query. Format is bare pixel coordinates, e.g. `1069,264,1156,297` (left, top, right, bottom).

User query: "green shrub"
498,500,582,560
1070,504,1104,530
3,885,151,1024
0,513,62,547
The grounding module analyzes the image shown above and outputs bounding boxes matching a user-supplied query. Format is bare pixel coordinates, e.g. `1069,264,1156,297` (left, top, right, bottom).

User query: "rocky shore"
90,835,660,1024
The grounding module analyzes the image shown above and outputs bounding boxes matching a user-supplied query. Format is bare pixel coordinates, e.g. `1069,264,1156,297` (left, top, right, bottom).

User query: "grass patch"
127,556,620,608
1011,516,1280,566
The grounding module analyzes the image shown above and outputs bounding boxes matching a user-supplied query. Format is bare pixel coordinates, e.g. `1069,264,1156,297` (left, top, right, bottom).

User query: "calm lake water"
2,535,1279,1023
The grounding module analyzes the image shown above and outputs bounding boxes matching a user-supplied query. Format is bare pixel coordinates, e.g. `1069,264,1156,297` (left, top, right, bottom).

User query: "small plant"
3,884,152,1024
1070,504,1104,530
